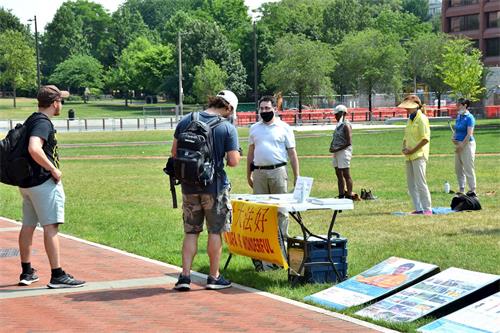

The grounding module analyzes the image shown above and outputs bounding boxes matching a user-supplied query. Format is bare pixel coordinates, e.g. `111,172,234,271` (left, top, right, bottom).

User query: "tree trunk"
368,91,372,121
298,93,302,124
125,90,129,107
437,92,441,116
13,82,17,108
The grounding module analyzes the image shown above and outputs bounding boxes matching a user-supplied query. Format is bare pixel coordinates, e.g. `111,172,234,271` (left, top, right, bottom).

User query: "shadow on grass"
444,227,500,237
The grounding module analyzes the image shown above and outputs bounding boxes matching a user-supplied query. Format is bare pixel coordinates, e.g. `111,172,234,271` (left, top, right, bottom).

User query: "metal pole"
29,16,41,89
253,21,259,120
178,32,183,117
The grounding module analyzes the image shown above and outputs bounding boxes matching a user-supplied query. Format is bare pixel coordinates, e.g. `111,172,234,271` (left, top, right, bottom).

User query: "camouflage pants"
182,188,232,234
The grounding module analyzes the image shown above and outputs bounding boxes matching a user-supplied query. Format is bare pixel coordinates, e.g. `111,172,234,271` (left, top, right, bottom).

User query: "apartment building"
442,0,500,104
442,0,499,66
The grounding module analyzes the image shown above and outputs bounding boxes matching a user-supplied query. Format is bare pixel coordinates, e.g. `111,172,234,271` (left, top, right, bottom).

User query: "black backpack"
451,192,482,211
0,113,46,186
173,112,225,186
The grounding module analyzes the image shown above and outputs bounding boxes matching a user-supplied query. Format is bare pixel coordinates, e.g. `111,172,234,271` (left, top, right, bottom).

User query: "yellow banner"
224,200,288,269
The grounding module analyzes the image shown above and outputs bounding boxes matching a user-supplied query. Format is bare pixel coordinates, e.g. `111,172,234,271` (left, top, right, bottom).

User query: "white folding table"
228,193,354,283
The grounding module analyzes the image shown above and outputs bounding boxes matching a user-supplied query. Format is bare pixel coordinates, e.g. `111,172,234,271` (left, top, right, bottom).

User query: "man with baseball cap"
171,90,240,291
17,85,86,288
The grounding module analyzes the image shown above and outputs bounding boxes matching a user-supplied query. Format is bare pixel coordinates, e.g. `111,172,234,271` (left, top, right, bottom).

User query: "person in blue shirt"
171,90,241,291
452,98,476,195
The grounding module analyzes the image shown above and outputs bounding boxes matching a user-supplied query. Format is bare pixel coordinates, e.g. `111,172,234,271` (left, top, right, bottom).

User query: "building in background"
442,0,500,105
429,0,442,17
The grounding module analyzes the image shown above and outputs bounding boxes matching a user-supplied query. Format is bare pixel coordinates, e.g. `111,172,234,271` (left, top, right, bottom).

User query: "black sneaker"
174,274,191,291
19,268,39,286
47,272,85,289
206,275,232,290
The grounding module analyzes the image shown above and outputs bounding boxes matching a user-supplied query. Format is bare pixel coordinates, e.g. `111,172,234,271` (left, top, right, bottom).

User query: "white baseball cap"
334,104,348,114
217,90,238,113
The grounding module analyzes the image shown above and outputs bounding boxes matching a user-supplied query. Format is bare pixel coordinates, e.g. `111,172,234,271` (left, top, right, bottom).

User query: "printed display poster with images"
223,200,288,269
305,257,438,310
356,268,499,323
418,292,500,333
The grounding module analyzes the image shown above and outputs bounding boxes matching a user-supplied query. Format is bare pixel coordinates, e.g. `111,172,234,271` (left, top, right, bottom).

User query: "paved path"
0,217,396,333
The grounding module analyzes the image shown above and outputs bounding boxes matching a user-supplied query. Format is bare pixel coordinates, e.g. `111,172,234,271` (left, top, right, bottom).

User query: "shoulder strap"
206,116,225,129
192,112,199,122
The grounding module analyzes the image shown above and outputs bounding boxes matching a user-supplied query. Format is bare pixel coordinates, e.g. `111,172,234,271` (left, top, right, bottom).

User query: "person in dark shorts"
17,85,85,289
171,90,240,291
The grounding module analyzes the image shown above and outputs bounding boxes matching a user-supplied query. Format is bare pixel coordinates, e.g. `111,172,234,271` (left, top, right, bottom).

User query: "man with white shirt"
247,96,300,271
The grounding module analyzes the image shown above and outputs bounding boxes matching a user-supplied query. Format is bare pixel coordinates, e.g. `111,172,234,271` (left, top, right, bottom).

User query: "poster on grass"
224,200,288,269
304,257,438,310
355,268,499,323
417,292,500,333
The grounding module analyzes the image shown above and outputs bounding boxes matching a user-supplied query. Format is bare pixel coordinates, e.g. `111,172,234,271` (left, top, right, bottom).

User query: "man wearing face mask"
247,96,299,271
171,90,240,291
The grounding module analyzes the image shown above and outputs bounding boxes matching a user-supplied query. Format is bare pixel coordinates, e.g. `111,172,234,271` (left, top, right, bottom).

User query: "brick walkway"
0,217,395,333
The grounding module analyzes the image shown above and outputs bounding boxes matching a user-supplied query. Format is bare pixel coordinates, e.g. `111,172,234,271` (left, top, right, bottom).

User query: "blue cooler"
287,235,348,284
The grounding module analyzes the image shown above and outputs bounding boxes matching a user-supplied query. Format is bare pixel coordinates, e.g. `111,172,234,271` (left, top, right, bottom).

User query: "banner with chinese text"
224,200,288,269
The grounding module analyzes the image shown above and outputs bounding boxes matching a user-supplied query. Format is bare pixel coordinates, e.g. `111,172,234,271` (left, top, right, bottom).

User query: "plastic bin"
287,235,348,284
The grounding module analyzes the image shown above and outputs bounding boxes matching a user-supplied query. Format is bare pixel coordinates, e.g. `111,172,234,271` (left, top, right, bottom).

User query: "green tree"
402,0,429,22
0,7,28,34
169,19,247,100
369,9,432,44
41,5,89,76
437,38,485,101
259,0,330,41
122,0,202,31
0,30,36,107
406,32,450,110
49,54,104,96
201,0,251,49
262,34,336,116
322,0,364,45
109,6,154,58
108,37,174,105
192,59,228,103
335,29,406,118
64,0,113,65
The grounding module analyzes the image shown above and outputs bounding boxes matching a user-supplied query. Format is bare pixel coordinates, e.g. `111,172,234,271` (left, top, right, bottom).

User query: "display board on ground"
417,291,500,333
304,257,438,310
356,268,499,323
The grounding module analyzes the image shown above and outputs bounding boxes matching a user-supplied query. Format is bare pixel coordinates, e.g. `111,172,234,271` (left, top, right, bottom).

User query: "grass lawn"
0,120,498,332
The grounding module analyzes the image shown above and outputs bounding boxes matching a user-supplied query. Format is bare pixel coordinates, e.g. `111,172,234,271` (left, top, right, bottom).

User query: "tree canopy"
0,30,36,107
263,34,336,114
49,54,104,94
438,39,485,102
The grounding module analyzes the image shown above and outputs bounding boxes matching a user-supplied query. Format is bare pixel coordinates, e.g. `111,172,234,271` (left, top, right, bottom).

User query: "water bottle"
444,181,450,194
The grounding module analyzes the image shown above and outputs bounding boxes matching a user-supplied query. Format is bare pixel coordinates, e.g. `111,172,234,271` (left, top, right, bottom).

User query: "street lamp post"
28,16,41,90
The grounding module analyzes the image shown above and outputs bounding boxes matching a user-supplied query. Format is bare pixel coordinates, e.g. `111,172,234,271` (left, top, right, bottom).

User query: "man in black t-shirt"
17,85,85,289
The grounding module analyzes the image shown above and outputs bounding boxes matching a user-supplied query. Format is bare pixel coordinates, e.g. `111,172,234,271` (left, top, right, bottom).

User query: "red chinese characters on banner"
223,200,288,269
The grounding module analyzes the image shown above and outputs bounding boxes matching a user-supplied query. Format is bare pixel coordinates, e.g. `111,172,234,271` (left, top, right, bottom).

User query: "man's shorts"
19,178,65,227
332,146,353,169
182,188,231,234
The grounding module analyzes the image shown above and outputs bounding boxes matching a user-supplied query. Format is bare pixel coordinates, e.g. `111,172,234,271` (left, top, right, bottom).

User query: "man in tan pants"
247,96,300,271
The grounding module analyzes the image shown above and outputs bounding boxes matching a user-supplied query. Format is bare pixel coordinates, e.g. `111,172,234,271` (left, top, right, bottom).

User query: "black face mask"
260,111,274,123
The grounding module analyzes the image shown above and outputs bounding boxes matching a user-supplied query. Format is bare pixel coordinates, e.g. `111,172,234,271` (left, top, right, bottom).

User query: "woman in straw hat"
399,95,432,215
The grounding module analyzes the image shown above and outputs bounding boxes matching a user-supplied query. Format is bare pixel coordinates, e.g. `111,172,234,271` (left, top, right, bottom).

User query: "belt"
253,162,287,170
